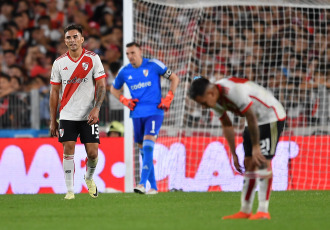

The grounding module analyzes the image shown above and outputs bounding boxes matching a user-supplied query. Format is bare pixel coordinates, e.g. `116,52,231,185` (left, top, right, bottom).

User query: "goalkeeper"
110,42,179,195
189,76,286,220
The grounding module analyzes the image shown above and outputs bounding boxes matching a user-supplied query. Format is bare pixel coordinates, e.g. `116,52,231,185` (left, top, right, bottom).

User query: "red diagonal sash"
59,56,93,113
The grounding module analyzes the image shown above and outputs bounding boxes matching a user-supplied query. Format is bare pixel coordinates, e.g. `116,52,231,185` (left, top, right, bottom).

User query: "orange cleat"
249,212,271,220
222,211,251,219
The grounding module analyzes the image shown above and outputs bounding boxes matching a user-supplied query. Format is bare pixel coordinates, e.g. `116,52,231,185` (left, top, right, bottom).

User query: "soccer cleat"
64,191,75,200
146,189,158,195
133,184,146,194
84,176,98,198
222,211,251,219
249,212,271,220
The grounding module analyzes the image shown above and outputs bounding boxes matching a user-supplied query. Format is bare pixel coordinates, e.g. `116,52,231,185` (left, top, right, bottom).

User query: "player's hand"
158,90,174,111
49,120,59,137
252,146,266,167
120,95,139,111
87,107,100,125
232,153,243,174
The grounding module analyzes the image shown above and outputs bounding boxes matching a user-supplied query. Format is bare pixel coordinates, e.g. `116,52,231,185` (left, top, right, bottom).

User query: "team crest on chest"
82,62,89,71
143,69,149,77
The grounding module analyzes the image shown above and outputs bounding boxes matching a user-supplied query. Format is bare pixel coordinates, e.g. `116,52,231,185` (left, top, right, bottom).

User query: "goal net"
130,0,330,191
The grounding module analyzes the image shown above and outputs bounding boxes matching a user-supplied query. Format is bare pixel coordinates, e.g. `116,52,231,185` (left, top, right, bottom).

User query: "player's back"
216,77,286,125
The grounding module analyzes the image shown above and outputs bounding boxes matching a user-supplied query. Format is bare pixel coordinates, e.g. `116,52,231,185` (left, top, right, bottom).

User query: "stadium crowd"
134,3,330,129
0,1,329,130
0,0,123,129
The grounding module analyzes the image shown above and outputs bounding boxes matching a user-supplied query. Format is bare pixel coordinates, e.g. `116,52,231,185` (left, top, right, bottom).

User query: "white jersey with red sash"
50,49,106,121
212,77,286,125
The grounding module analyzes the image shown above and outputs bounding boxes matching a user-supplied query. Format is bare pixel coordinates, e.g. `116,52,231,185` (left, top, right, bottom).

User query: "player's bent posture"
189,76,286,220
49,24,106,200
110,42,179,195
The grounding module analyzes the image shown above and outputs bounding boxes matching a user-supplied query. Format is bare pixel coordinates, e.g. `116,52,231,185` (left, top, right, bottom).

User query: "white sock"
63,154,74,193
257,168,273,213
240,171,257,214
85,157,98,180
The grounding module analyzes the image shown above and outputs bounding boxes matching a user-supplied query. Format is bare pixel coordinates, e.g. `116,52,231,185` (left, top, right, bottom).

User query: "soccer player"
49,24,106,200
110,42,179,194
189,76,286,220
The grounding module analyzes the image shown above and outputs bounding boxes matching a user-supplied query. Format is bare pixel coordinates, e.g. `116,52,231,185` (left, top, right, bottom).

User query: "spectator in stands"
2,50,17,74
85,35,103,55
0,1,15,31
0,73,29,128
47,0,66,30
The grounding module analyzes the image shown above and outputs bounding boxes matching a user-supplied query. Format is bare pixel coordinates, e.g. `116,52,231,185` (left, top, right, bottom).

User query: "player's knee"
87,151,98,160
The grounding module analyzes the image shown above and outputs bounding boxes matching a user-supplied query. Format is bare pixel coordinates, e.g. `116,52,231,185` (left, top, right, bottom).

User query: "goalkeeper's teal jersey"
113,58,168,118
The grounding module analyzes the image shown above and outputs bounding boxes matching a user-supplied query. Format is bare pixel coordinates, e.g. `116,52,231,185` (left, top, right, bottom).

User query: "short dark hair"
0,72,11,82
126,42,140,48
189,76,210,100
3,49,15,55
64,24,83,35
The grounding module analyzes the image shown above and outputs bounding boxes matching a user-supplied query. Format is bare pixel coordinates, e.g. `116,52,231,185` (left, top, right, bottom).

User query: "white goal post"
124,0,330,192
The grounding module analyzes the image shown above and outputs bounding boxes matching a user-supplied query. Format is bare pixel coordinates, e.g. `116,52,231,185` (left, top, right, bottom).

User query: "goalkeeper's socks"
63,154,75,192
148,164,157,190
139,148,144,159
257,168,273,213
139,140,155,187
140,148,157,190
240,171,257,214
85,157,98,180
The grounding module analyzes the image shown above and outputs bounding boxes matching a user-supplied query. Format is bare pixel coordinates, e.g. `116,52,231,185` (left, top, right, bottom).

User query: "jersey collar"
67,48,86,63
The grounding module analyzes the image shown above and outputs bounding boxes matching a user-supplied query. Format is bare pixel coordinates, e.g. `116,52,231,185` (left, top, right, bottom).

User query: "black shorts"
243,120,285,159
58,120,100,144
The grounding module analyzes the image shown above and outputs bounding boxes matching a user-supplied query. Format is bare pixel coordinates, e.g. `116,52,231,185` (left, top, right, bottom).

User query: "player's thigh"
79,121,100,144
58,120,79,143
143,115,164,138
132,117,144,144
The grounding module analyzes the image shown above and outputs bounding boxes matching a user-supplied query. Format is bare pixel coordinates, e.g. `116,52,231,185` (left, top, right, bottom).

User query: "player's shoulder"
55,52,68,62
84,49,98,57
148,58,166,69
116,65,126,75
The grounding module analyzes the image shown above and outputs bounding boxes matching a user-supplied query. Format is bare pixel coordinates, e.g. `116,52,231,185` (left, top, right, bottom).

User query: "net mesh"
132,0,330,191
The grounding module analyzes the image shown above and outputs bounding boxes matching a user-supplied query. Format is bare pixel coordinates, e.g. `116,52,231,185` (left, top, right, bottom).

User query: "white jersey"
50,49,106,121
212,77,286,125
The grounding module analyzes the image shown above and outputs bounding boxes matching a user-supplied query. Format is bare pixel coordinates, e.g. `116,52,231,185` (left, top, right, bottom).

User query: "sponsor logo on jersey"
128,75,132,80
130,81,152,90
82,62,89,70
63,77,89,84
143,69,149,77
60,129,64,137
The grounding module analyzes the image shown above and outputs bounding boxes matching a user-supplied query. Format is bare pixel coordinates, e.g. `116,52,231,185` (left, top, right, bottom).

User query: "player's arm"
49,84,60,137
88,78,106,125
158,70,180,111
168,72,180,94
244,107,266,168
220,113,243,174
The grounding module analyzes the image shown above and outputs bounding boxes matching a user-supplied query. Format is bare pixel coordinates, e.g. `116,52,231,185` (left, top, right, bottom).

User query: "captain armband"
163,69,172,79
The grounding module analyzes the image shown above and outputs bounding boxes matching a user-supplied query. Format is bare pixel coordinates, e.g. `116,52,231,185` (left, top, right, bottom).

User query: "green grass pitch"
1,191,329,230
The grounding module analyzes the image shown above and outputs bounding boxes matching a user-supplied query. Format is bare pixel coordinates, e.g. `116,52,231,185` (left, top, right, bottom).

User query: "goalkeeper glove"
158,90,174,112
120,95,139,111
